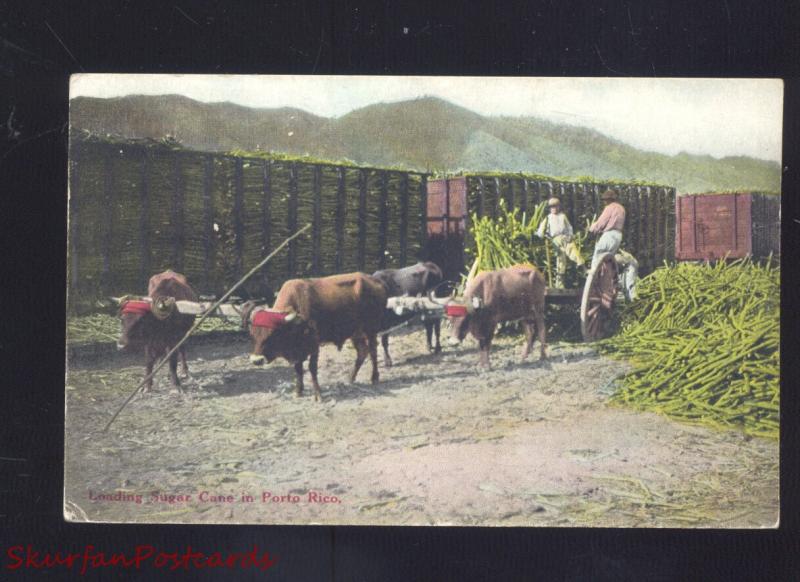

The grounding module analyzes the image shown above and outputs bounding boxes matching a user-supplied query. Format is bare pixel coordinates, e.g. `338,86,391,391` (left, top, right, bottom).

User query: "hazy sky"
71,75,783,162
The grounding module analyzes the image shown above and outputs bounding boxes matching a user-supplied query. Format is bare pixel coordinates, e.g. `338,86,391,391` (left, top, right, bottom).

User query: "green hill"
70,94,781,193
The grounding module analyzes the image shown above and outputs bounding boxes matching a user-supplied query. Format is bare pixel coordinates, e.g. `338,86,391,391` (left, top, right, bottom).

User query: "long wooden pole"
103,223,312,432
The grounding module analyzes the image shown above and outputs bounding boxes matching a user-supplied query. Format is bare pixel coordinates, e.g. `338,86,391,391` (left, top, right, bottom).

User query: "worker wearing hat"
535,196,585,287
588,188,626,271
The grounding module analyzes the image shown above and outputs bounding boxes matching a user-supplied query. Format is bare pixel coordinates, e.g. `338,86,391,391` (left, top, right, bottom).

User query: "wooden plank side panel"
335,166,346,272
426,178,447,236
447,177,468,236
357,168,367,271
378,170,389,269
639,189,649,272
574,184,586,230
503,177,514,210
287,163,299,275
759,194,782,257
139,151,152,289
565,183,576,228
740,193,753,256
232,157,244,278
676,194,754,260
697,195,734,258
261,159,272,261
171,154,186,274
399,173,409,266
648,186,658,270
664,188,676,262
101,151,115,293
529,180,542,209
419,174,428,251
652,188,662,265
627,186,639,258
202,154,214,289
677,196,694,259
476,177,486,218
312,165,322,275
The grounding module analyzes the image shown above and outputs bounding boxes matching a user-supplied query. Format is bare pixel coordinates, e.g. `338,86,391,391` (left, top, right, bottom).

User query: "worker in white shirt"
535,197,586,287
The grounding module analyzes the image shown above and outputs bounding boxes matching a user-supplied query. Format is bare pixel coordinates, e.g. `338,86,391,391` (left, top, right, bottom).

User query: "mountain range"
70,94,781,194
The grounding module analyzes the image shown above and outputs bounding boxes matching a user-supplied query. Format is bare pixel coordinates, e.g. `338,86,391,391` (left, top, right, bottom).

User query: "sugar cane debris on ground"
65,331,777,526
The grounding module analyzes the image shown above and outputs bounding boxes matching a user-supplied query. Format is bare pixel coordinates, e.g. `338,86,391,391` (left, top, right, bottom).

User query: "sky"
71,75,784,162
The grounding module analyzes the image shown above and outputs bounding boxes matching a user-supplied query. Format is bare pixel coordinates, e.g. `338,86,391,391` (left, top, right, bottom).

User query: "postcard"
64,75,781,526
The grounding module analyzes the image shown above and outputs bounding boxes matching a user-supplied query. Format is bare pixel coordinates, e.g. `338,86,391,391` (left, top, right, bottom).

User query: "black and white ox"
371,261,444,367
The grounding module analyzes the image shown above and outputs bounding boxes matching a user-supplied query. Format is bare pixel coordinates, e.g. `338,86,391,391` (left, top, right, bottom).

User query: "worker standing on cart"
535,196,585,287
614,249,639,301
588,189,626,272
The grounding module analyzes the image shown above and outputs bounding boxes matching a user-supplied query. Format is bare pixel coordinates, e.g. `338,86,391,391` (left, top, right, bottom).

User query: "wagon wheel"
581,253,619,342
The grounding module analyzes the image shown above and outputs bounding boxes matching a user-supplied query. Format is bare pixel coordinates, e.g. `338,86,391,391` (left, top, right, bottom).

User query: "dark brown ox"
440,265,547,368
117,270,197,392
244,272,387,401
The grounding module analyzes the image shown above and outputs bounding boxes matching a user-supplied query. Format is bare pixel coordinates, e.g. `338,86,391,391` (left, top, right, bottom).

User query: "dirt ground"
64,328,779,528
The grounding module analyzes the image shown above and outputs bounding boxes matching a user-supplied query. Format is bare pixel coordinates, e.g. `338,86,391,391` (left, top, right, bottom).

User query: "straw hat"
601,189,617,201
547,197,561,207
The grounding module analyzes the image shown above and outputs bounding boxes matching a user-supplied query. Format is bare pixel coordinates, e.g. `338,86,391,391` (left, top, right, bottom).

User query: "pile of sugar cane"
597,258,779,439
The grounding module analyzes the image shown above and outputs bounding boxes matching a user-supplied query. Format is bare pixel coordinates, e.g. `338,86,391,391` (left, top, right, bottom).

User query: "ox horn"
151,296,176,320
112,295,152,305
428,280,456,306
249,307,300,325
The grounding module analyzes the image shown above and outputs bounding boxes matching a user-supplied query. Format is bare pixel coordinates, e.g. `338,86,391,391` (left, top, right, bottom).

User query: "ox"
243,272,387,401
437,265,547,368
116,270,197,392
372,261,444,366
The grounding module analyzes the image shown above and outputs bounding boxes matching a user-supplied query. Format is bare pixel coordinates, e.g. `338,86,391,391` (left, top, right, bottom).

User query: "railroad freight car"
675,193,780,261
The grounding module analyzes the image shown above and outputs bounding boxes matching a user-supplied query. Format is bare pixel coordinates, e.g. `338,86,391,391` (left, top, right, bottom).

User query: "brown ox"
117,270,197,392
244,272,387,401
441,265,547,368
